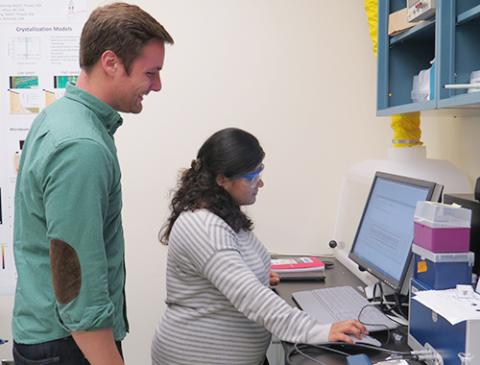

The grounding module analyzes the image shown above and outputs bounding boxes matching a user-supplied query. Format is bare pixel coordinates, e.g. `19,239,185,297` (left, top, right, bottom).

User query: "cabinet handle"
444,83,480,89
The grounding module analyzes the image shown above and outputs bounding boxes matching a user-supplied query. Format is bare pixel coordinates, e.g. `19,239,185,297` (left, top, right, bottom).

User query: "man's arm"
72,328,124,365
45,141,126,361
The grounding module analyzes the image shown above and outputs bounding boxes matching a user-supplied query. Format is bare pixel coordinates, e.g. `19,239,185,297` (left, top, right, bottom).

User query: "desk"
274,258,422,365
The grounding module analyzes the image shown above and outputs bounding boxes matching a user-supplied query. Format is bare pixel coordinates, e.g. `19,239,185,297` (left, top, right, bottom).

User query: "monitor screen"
348,172,441,293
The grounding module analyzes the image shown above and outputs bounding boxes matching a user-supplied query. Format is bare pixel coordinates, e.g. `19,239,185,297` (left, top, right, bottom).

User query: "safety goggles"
237,164,264,185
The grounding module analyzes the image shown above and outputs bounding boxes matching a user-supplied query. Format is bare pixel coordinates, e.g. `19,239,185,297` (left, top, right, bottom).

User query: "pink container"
413,222,470,252
414,201,472,253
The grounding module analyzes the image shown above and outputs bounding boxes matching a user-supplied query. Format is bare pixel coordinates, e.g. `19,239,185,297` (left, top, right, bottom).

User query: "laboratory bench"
273,258,423,365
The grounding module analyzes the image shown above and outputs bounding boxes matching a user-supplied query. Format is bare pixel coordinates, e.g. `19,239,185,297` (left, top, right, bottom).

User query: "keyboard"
292,286,398,332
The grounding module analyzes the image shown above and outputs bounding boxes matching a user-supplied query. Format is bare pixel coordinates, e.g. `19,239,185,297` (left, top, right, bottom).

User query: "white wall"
1,1,480,363
117,1,388,363
421,110,480,179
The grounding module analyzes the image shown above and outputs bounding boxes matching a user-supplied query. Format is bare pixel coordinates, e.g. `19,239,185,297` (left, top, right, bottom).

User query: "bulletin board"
0,0,89,295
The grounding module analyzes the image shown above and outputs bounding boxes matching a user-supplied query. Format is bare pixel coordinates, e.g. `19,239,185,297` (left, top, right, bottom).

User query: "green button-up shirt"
13,83,128,344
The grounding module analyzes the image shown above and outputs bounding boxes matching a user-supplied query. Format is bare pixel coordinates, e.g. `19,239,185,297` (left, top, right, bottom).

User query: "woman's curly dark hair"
159,128,265,244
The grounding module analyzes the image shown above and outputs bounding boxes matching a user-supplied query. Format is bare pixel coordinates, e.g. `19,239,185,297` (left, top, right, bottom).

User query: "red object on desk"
271,256,325,273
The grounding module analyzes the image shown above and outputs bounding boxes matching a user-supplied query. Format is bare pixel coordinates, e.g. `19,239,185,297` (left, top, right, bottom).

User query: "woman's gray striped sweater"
151,209,330,365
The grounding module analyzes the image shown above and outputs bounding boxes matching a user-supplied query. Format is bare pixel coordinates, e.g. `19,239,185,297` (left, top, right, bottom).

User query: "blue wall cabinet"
377,0,480,115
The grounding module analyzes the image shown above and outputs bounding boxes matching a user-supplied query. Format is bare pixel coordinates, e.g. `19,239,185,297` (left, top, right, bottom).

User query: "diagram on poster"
8,76,40,114
0,0,89,295
8,36,41,61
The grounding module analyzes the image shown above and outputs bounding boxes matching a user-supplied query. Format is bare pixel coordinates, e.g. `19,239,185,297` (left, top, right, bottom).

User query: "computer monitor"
348,172,443,295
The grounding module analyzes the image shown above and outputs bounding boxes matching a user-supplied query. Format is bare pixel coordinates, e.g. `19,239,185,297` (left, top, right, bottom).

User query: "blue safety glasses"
238,164,264,184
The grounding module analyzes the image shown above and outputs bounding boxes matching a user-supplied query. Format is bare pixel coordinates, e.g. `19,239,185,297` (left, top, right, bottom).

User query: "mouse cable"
366,299,408,327
385,313,408,327
375,298,408,326
371,283,409,317
379,294,409,322
371,285,408,322
357,304,392,343
285,344,327,365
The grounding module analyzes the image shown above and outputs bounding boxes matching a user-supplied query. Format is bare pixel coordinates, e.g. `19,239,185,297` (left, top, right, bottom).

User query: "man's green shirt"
13,84,128,344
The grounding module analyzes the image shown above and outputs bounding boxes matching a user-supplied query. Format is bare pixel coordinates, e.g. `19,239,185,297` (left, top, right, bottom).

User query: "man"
12,3,173,364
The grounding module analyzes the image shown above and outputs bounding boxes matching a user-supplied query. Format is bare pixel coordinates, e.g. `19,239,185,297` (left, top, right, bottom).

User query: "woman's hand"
269,271,280,286
328,320,367,343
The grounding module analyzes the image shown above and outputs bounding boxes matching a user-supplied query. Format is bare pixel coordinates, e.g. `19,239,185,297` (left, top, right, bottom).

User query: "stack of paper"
413,289,480,325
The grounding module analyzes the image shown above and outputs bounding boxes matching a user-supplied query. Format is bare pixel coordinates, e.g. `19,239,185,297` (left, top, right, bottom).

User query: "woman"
151,128,366,365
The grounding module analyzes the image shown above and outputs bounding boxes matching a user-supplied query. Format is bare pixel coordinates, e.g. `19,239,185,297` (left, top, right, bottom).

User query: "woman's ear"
216,175,234,196
216,175,227,187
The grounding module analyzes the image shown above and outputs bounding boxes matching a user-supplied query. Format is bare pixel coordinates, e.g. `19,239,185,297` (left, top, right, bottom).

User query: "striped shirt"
151,209,330,365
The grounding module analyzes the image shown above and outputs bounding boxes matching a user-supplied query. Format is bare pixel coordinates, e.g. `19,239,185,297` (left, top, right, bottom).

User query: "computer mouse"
348,335,382,347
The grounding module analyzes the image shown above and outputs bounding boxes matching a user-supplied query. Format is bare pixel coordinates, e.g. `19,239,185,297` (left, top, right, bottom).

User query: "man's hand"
328,320,367,343
72,328,124,365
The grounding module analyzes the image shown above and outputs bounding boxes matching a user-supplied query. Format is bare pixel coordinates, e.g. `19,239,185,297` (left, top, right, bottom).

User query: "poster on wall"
0,0,89,295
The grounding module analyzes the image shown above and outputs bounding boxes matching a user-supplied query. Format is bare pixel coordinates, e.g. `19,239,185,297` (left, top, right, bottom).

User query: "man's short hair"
79,2,174,73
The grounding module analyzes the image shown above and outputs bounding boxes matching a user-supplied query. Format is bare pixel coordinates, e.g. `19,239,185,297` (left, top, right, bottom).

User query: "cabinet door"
437,0,480,108
377,0,437,116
